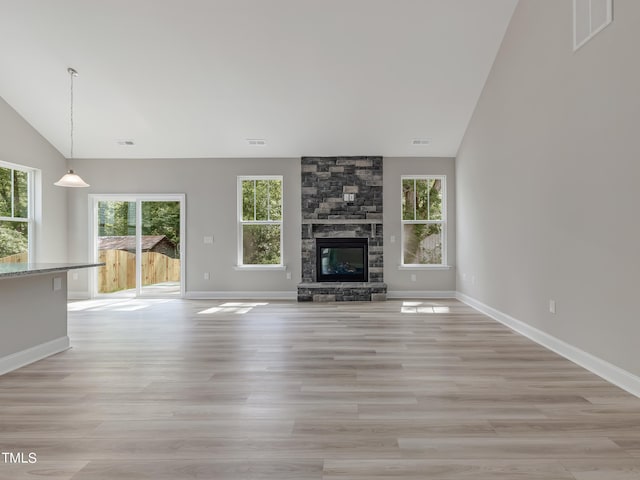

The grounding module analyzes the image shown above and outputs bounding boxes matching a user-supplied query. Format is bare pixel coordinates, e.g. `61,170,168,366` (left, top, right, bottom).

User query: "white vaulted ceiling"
0,0,518,159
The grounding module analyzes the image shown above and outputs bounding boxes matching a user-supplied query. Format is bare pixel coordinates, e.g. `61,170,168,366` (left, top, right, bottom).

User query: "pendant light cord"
68,67,78,160
70,71,74,159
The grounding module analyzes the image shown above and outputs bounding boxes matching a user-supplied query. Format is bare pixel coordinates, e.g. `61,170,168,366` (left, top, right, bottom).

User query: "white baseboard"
186,291,297,300
71,290,456,301
456,292,640,399
0,336,70,376
387,290,456,299
68,291,91,300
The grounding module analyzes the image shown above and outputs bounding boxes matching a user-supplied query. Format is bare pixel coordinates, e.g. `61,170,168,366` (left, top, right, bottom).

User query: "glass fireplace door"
316,238,368,282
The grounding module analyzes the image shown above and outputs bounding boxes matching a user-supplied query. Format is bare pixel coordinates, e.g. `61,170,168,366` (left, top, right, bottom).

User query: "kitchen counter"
0,262,103,279
0,262,103,375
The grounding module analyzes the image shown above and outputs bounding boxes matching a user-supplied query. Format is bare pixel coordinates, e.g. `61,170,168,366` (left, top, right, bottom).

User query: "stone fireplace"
297,156,387,302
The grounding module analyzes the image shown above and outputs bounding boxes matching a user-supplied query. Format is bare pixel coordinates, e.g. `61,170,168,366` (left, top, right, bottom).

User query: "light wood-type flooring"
1,298,640,479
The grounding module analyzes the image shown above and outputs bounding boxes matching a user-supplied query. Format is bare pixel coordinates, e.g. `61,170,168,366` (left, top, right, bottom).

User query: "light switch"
204,236,213,244
53,277,62,291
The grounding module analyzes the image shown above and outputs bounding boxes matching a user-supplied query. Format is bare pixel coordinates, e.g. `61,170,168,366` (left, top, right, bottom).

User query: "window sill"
397,265,453,271
234,265,287,271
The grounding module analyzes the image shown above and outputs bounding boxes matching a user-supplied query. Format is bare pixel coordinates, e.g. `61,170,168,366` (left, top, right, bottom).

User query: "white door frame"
88,194,186,298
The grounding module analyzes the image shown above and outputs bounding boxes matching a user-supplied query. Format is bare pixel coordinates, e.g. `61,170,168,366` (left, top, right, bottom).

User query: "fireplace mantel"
301,219,383,224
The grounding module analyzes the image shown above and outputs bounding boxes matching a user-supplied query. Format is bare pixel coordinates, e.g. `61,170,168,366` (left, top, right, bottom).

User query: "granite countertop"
0,263,104,279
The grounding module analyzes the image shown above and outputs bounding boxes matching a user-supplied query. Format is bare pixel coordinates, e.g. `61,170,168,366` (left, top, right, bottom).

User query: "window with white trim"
0,162,34,263
573,0,612,51
401,175,446,266
238,176,283,266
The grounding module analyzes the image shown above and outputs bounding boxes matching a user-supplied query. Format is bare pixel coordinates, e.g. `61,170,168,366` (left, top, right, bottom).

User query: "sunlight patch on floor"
198,302,269,315
400,301,451,314
68,298,174,312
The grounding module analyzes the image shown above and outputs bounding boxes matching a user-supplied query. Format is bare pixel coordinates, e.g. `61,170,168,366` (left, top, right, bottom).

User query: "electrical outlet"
204,236,213,244
462,273,467,281
72,272,79,281
53,277,62,291
286,272,292,280
549,299,556,314
390,235,396,244
410,274,417,282
204,272,210,280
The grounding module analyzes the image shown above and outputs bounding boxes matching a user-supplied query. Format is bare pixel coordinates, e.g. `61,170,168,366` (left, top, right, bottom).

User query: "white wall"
383,157,456,293
0,97,68,262
66,157,301,296
457,0,640,376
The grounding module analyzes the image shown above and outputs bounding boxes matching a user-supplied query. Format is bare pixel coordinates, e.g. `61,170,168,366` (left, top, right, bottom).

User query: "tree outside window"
401,176,446,265
0,164,31,263
238,177,283,265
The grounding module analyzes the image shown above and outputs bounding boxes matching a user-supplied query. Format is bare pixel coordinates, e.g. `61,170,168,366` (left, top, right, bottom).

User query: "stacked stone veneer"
298,156,386,301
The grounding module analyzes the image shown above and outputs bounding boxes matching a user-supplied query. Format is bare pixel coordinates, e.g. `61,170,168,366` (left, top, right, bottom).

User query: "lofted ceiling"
0,0,518,159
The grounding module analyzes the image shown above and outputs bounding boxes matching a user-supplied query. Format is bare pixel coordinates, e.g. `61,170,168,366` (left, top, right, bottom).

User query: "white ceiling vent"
411,139,431,146
117,139,135,146
246,139,266,146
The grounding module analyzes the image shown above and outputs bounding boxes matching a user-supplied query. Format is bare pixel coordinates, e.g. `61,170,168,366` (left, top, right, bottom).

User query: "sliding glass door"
140,200,182,295
96,199,137,296
91,195,185,298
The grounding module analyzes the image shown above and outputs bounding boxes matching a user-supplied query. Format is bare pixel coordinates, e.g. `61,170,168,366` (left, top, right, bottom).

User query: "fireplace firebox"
316,238,368,282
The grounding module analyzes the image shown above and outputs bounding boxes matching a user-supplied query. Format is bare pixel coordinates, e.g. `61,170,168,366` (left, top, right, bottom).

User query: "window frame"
573,0,613,51
400,174,447,268
0,161,35,263
236,175,284,269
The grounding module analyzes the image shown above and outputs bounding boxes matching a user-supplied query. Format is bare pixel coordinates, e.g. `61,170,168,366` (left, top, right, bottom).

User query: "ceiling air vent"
246,139,266,146
117,140,135,146
411,139,431,146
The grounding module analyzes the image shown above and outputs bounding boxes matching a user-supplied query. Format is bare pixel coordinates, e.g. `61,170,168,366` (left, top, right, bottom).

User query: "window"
401,175,446,266
574,0,612,51
238,176,283,266
0,162,33,263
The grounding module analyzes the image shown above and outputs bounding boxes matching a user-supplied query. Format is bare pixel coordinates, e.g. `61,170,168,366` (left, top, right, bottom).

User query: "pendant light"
55,67,90,187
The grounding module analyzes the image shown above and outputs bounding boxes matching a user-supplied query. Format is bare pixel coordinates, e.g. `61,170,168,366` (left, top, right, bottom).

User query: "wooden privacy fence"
0,252,28,263
98,249,180,293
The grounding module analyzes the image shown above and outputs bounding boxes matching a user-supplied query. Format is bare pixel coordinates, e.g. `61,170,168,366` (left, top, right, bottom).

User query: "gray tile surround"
298,156,386,301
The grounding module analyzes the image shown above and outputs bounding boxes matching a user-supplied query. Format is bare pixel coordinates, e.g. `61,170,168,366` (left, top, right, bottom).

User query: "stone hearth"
297,282,387,302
